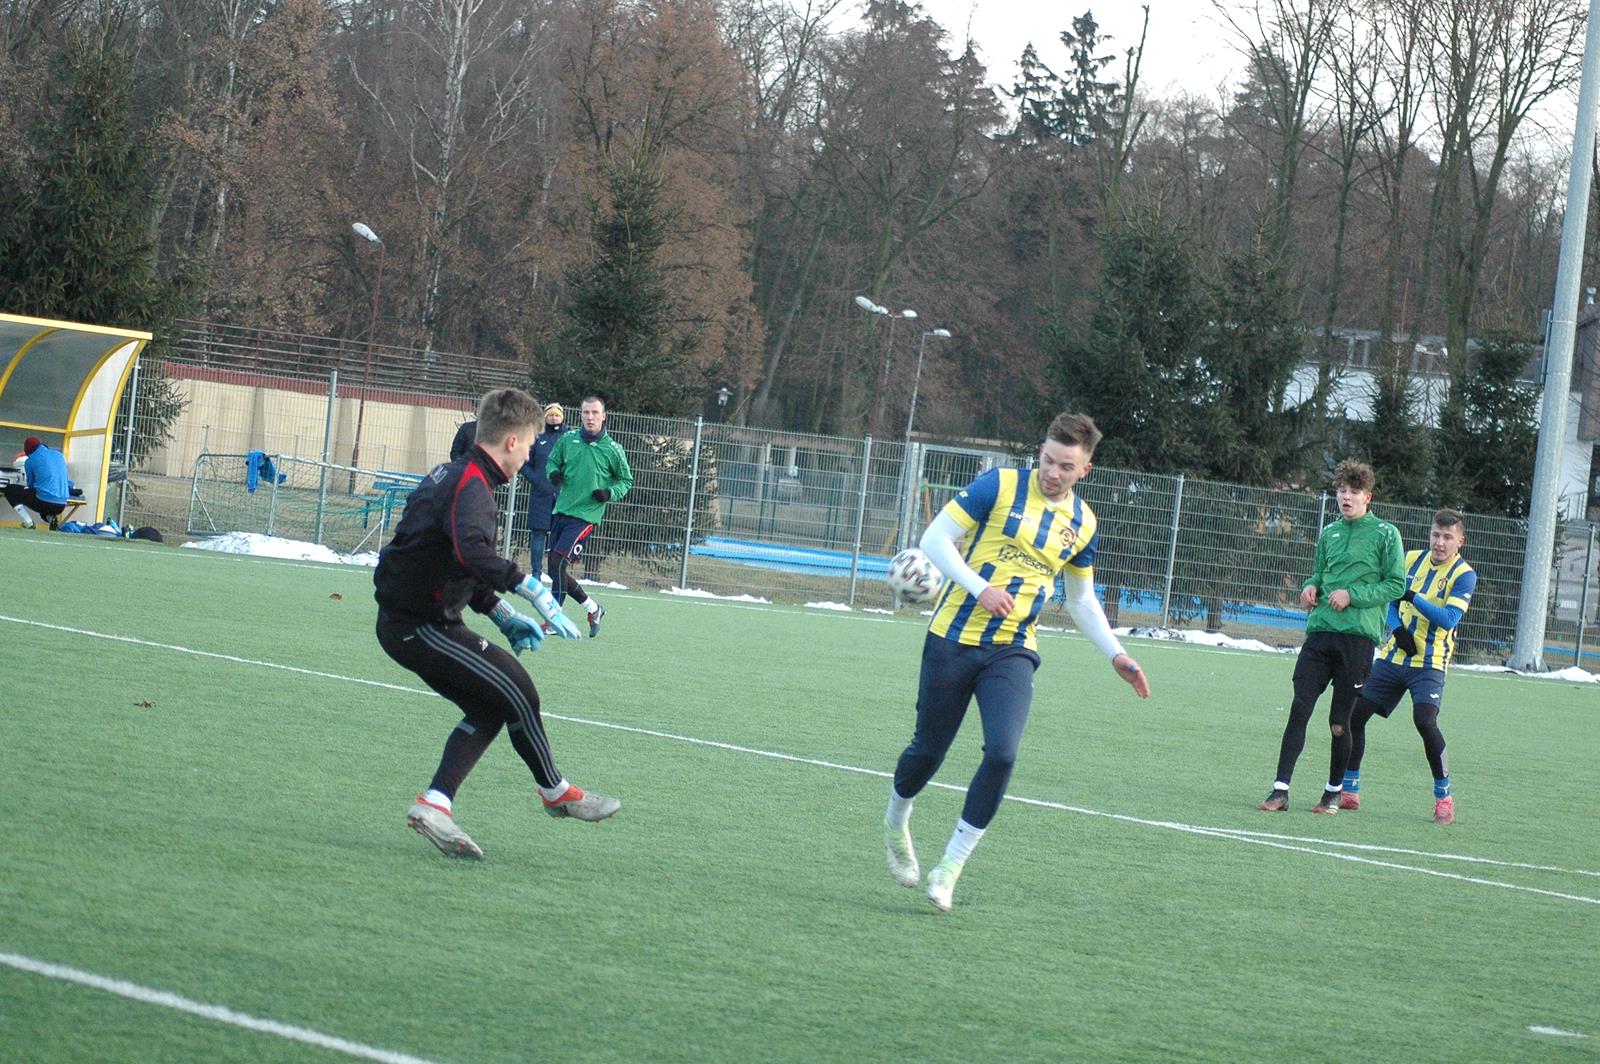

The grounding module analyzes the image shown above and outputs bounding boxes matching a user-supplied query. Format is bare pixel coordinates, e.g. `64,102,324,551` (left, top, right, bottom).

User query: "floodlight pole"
1509,0,1600,671
350,223,385,475
905,328,952,441
870,306,916,438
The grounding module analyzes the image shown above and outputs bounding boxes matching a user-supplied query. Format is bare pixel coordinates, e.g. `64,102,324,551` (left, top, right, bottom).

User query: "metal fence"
107,346,1599,669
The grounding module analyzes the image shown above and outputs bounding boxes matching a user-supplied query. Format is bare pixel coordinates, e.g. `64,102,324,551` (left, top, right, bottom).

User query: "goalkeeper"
374,387,621,861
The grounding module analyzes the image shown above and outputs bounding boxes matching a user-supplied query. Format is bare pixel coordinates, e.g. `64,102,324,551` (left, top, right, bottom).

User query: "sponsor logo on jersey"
996,543,1052,575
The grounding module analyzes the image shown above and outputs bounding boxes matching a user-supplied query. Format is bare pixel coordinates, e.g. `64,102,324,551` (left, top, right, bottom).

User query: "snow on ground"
1121,625,1293,655
664,587,771,603
1457,663,1597,683
182,532,380,567
804,601,853,612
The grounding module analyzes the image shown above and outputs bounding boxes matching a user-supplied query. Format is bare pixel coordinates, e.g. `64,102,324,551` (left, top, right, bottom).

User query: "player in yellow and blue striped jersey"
1339,509,1475,824
882,412,1150,912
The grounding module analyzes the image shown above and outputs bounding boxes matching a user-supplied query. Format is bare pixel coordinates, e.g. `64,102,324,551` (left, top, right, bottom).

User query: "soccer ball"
886,547,943,602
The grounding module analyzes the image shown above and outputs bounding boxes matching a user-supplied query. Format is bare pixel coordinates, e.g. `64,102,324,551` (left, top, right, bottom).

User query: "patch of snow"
182,532,378,567
1123,625,1294,654
662,587,771,603
804,601,853,611
1456,663,1597,683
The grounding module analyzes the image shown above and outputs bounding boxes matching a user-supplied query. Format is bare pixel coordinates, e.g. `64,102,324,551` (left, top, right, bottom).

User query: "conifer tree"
0,27,193,462
548,150,698,416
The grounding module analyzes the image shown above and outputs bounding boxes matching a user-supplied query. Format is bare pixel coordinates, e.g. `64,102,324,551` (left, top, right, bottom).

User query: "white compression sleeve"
919,512,991,599
1061,568,1126,660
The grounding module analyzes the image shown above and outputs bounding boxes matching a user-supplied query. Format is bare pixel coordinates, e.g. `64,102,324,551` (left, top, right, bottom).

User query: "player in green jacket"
1258,459,1406,814
545,395,633,636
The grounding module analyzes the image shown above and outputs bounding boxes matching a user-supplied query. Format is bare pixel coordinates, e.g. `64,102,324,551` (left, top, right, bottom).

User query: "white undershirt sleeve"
1061,568,1126,660
919,511,991,599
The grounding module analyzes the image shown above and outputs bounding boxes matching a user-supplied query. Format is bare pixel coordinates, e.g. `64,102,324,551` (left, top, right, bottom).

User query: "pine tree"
0,27,194,463
1357,353,1434,507
1204,245,1318,485
1042,207,1213,474
547,151,698,416
1434,332,1539,518
0,30,191,326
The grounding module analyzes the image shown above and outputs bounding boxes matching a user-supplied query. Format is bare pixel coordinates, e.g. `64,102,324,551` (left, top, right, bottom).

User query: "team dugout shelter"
0,312,152,525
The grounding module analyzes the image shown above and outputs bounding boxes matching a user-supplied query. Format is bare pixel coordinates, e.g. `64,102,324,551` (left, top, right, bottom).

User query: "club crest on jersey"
1058,525,1078,551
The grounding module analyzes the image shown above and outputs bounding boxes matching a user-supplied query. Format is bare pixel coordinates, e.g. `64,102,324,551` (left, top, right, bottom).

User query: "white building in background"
1285,326,1600,525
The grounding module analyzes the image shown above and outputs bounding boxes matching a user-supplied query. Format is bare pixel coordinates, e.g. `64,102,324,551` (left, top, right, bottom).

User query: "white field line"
4,613,1598,906
0,952,446,1064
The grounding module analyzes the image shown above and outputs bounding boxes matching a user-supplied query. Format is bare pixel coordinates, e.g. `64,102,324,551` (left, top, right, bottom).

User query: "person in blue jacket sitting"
5,437,75,529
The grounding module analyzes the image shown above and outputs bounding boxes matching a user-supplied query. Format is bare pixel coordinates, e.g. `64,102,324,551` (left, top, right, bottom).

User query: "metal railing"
108,348,1598,669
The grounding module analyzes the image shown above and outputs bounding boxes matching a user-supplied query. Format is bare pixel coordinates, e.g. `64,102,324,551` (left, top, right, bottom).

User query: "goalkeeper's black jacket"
373,446,527,624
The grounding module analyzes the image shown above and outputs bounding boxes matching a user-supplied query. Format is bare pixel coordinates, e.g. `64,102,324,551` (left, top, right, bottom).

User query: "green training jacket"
1302,511,1407,644
547,429,633,524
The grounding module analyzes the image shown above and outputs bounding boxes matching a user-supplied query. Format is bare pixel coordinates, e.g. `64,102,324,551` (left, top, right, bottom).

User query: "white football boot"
885,823,920,887
926,858,964,912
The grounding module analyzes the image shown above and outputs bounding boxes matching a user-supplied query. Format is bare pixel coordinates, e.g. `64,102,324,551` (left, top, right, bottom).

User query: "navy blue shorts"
548,512,595,560
1361,657,1446,717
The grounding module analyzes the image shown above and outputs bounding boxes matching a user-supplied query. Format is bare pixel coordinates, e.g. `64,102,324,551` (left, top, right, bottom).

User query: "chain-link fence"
109,342,1598,669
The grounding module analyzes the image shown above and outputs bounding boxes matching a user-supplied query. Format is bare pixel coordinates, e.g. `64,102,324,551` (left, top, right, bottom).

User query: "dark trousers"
1349,698,1449,781
376,613,562,796
1273,630,1375,786
893,633,1041,830
4,485,65,518
547,512,594,605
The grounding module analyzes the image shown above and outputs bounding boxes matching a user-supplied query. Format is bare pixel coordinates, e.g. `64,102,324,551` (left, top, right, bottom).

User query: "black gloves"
550,471,564,488
1391,626,1419,656
592,488,612,503
1400,588,1416,603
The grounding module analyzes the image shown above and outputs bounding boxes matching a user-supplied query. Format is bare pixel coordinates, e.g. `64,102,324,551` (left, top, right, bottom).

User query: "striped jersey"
928,467,1099,651
1379,549,1476,670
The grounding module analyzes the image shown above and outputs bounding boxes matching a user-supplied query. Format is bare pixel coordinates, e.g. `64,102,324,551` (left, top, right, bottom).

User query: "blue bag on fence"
246,450,286,494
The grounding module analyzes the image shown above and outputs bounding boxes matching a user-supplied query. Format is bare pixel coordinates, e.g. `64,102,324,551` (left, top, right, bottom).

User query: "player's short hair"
1433,508,1466,533
474,388,542,445
1332,458,1375,494
580,394,606,410
1046,412,1103,454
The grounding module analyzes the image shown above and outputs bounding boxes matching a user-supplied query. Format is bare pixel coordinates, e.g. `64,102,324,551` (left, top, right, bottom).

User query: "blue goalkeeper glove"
490,600,544,654
514,575,582,639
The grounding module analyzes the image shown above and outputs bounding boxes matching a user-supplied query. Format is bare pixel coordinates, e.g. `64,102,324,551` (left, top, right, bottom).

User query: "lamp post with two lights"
350,221,385,473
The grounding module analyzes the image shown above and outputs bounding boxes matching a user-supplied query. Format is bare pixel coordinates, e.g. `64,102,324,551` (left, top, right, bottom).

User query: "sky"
914,0,1247,100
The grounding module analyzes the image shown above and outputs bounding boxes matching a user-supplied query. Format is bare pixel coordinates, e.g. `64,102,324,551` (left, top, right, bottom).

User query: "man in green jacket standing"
546,395,633,636
1259,459,1406,814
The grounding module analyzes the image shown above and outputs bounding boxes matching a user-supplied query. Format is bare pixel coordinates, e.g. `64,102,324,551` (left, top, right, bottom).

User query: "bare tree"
1215,0,1341,255
1424,0,1583,385
349,0,560,355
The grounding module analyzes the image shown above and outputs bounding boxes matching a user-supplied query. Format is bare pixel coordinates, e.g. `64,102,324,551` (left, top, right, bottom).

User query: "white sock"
885,789,913,830
1324,784,1343,794
14,505,33,527
584,599,600,615
943,819,985,866
422,788,452,812
538,779,572,802
1273,781,1290,793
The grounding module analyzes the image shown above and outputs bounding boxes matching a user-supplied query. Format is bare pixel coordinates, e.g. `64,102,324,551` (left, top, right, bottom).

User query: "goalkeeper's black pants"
377,613,562,797
1273,631,1375,788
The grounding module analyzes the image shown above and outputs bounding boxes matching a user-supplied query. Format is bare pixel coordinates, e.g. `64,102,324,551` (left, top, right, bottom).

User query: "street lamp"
715,385,732,422
350,222,385,473
856,295,916,436
905,328,952,440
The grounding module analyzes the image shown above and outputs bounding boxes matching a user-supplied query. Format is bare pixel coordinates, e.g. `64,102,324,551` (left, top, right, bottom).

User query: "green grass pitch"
1,529,1596,1063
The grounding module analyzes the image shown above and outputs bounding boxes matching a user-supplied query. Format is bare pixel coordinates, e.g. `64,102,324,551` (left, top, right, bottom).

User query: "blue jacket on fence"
246,450,285,494
25,443,74,504
517,422,568,532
